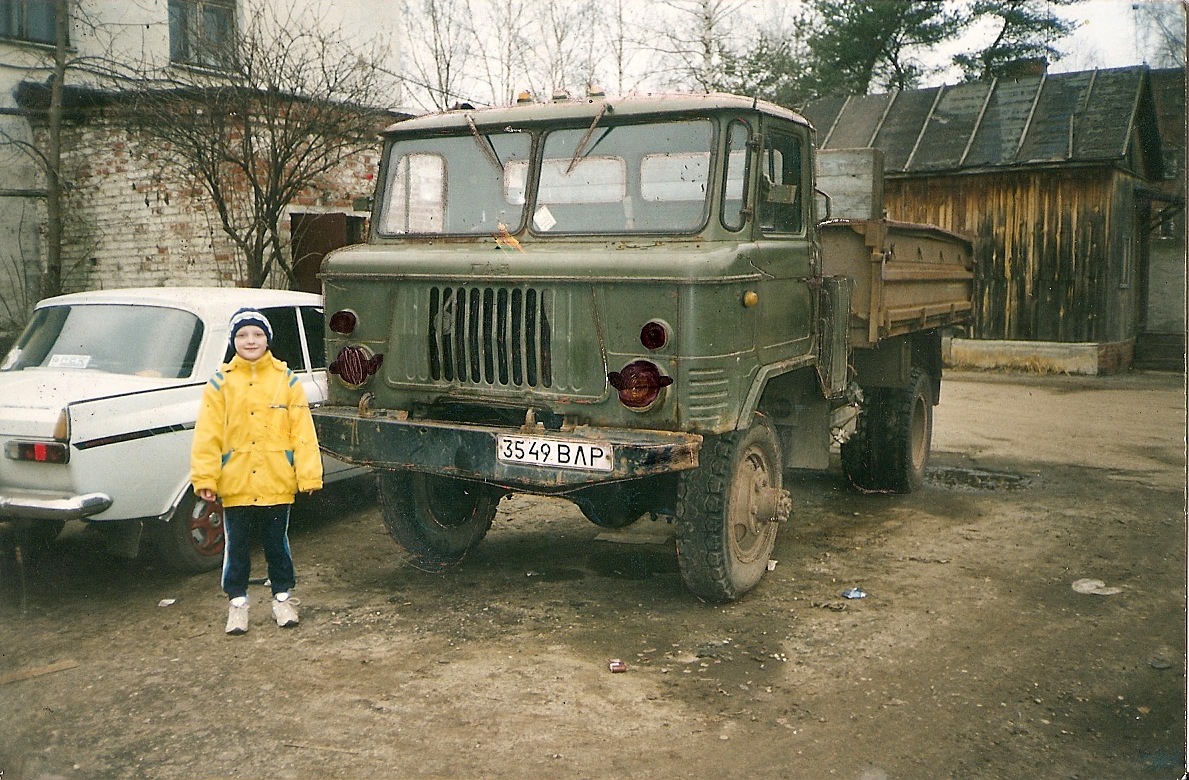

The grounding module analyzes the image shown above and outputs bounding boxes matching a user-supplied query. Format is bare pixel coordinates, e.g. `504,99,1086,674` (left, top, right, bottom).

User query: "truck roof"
382,92,812,136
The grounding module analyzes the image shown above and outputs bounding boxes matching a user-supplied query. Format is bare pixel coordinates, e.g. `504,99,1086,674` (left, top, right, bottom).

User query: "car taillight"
608,360,672,409
639,320,669,350
329,310,358,335
5,441,69,463
329,345,384,388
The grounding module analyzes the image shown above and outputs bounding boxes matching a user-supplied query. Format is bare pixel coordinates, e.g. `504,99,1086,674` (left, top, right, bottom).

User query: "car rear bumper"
0,491,113,521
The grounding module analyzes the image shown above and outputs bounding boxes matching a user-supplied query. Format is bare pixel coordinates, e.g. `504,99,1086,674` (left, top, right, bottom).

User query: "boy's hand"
197,488,217,502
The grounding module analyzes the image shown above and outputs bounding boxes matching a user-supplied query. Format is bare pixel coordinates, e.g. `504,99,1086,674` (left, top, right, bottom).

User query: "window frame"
168,0,236,70
0,0,60,46
757,127,807,237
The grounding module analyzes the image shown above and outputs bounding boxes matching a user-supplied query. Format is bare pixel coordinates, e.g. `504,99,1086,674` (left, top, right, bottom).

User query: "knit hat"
228,307,273,348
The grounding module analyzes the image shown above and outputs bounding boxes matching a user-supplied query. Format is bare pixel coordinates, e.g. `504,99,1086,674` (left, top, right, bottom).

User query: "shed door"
290,212,366,293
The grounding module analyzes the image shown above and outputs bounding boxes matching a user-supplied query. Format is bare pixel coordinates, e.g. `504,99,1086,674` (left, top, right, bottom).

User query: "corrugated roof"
802,66,1162,179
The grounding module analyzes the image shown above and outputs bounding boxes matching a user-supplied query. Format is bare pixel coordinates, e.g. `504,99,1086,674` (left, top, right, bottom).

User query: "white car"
0,287,367,572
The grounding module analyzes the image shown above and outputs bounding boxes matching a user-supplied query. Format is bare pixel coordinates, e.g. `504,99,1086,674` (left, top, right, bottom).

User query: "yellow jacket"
190,352,323,507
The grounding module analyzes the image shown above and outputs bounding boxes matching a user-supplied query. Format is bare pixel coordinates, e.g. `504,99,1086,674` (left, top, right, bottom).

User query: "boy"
190,307,323,635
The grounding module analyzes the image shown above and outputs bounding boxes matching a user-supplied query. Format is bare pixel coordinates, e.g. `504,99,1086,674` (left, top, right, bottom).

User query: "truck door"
752,122,814,364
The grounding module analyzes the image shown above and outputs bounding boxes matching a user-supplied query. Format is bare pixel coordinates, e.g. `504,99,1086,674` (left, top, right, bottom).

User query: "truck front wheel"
841,367,933,493
676,418,790,602
379,471,499,569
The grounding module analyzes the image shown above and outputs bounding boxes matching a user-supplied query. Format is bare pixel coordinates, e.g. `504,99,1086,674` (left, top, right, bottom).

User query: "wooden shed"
803,66,1177,373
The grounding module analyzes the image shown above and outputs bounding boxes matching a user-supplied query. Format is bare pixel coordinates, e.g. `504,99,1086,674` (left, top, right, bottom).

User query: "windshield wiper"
566,102,613,174
466,113,504,172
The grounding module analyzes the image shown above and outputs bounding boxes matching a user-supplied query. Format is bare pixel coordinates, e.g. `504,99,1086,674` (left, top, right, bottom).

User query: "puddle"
925,466,1036,492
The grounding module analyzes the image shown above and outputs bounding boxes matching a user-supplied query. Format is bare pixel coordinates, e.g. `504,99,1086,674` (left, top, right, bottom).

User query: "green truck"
312,92,973,602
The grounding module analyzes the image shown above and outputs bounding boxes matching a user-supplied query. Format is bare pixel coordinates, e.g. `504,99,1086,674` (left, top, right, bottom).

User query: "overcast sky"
322,0,1180,105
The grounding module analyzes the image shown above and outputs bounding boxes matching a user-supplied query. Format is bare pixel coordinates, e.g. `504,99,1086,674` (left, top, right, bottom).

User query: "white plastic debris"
1071,578,1122,596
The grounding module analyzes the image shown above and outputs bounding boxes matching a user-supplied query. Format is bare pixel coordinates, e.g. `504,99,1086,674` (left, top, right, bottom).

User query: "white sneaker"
225,602,249,635
272,595,299,628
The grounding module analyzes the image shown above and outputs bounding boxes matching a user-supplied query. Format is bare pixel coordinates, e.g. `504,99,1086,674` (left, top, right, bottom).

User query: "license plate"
496,435,614,472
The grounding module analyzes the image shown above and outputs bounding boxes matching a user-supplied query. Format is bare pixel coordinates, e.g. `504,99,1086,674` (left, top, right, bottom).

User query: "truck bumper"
313,407,701,493
0,491,113,522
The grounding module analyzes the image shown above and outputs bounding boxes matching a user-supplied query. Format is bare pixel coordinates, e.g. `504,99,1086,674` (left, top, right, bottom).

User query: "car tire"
152,491,226,573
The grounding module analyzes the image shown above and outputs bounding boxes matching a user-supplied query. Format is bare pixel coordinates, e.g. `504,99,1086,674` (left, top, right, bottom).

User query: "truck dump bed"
819,218,974,347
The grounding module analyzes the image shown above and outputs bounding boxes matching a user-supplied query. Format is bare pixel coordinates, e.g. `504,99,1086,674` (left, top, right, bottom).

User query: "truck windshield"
0,304,204,379
528,119,713,234
376,118,715,237
377,131,532,235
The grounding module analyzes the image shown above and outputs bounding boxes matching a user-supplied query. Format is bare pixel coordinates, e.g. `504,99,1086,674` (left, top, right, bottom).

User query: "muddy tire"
676,418,788,603
379,471,499,569
841,367,933,493
153,492,225,573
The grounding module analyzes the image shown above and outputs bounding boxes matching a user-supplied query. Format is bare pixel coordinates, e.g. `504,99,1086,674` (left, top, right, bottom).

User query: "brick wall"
39,112,380,292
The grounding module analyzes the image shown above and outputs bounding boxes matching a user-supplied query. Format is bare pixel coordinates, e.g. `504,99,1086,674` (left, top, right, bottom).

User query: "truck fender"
736,355,818,431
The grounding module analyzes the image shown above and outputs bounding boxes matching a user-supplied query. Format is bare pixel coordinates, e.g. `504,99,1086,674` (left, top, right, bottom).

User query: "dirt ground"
0,369,1185,780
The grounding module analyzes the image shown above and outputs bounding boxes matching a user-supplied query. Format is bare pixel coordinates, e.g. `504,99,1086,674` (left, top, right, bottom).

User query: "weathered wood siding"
883,168,1140,343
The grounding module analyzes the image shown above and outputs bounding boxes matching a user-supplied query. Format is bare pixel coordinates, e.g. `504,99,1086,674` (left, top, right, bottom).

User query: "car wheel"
152,491,225,573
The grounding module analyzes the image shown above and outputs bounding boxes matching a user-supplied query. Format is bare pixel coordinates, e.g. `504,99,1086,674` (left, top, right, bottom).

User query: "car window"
221,306,306,370
1,304,204,379
300,306,326,370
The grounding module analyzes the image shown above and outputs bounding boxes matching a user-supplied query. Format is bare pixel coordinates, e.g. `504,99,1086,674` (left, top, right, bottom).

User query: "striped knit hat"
228,307,273,348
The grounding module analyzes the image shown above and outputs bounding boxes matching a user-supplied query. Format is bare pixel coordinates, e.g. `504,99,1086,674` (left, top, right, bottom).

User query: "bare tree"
0,0,70,301
121,3,394,287
524,0,602,96
465,0,533,105
1135,0,1187,68
650,0,745,92
402,0,475,110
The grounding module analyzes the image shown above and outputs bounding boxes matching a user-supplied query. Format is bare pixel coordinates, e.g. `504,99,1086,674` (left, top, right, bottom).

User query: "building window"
169,0,235,69
0,0,57,45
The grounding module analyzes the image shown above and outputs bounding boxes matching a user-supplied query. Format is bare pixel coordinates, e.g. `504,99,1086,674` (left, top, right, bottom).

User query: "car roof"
35,287,322,321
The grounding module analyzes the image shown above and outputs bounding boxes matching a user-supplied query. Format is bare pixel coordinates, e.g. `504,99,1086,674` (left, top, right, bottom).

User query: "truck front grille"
428,286,553,388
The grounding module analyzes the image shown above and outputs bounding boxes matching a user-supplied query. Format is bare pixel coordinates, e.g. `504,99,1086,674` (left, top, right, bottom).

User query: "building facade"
804,66,1182,373
0,0,401,346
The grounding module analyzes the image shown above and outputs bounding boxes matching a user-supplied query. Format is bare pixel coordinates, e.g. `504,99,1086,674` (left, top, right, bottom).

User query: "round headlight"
329,310,358,335
639,320,669,350
608,360,673,409
329,345,383,388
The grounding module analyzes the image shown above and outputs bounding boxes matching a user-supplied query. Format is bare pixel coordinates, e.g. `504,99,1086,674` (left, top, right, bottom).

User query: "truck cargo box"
819,218,974,347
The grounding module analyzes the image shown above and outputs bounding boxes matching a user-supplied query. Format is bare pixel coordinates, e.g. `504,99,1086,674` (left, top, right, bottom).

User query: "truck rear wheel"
676,418,790,602
379,471,499,569
841,367,933,493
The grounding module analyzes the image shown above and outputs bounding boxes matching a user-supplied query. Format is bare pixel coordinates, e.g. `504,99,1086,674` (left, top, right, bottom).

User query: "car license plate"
497,435,614,472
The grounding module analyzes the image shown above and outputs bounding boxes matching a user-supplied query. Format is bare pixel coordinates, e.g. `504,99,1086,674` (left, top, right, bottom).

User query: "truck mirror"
814,188,831,222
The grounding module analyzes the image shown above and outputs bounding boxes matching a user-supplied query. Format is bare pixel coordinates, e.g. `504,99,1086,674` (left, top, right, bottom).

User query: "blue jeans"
222,504,295,600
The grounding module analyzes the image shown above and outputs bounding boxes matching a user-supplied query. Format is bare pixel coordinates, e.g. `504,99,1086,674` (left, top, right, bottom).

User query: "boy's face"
233,325,269,362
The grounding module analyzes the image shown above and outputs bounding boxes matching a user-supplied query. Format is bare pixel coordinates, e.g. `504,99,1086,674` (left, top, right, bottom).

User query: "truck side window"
722,120,750,231
758,133,803,234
